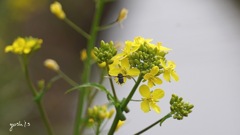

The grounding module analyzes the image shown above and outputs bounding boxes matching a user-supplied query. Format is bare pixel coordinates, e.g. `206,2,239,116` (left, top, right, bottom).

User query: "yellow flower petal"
143,73,151,80
171,71,179,81
163,71,171,82
152,77,162,85
147,80,154,88
150,66,159,75
109,68,122,76
160,59,166,68
121,58,130,69
127,68,140,76
139,85,150,98
141,100,150,113
152,89,164,100
150,102,161,113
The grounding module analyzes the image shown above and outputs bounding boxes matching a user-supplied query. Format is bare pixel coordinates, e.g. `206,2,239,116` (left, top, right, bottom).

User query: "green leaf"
65,83,114,101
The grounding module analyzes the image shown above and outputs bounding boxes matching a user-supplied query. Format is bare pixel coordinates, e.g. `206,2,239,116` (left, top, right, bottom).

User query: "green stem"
108,74,143,135
134,113,172,135
64,18,91,39
98,21,117,31
74,1,105,135
57,70,78,86
22,56,54,135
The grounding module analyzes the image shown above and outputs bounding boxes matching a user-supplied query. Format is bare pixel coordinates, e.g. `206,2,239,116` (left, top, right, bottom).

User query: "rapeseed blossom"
160,59,179,82
143,66,162,88
5,37,42,55
139,84,164,113
109,58,140,84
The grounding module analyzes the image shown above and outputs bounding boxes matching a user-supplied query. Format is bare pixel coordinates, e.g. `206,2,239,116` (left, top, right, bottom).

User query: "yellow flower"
143,66,162,88
115,120,125,132
44,59,60,71
109,58,140,84
160,59,179,82
133,36,153,46
156,42,171,52
116,8,128,23
113,40,140,60
50,1,66,19
80,49,87,61
139,84,164,113
5,37,42,55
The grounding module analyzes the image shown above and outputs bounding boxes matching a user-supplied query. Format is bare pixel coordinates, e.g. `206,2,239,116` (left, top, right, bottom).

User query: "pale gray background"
97,0,240,135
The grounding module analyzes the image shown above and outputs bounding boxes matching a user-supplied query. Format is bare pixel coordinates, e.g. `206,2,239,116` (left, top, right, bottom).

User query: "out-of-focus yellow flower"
139,84,164,113
115,120,125,132
50,1,66,19
44,59,60,71
5,37,42,55
143,66,162,88
160,59,179,82
80,49,87,61
116,8,128,23
109,58,140,84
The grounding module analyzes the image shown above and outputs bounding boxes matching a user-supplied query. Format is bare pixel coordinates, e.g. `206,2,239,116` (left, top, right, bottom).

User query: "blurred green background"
0,0,108,134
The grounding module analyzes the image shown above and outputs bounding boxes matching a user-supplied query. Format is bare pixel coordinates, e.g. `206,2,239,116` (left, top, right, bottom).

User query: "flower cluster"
93,41,117,65
93,37,180,113
5,37,42,55
170,94,194,120
87,105,114,126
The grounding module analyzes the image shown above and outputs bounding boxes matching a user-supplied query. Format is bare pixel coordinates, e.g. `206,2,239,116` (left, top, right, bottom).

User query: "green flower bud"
93,40,117,64
169,94,194,120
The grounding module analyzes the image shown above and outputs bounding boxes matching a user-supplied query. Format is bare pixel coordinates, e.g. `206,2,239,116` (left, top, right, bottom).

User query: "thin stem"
64,18,91,39
134,113,172,135
57,70,78,86
108,77,118,101
22,56,54,135
74,0,105,135
98,21,117,31
108,74,143,135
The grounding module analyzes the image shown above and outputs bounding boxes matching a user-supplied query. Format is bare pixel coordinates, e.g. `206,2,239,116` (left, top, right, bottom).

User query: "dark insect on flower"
105,73,126,85
117,73,124,84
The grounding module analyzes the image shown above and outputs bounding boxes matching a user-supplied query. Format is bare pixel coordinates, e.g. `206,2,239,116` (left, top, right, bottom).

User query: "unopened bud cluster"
87,105,114,126
93,41,117,65
129,43,166,74
170,94,194,120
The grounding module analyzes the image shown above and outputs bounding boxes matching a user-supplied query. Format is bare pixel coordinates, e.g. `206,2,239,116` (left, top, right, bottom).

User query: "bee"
106,73,127,85
116,73,124,84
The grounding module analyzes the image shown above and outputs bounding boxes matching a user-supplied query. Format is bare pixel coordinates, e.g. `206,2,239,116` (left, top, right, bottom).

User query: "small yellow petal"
152,89,165,100
150,102,161,113
109,68,122,76
121,58,130,69
143,73,151,80
152,77,162,85
127,68,140,76
150,66,159,75
147,81,154,88
139,85,150,98
141,100,150,113
163,71,171,82
160,59,166,68
171,71,179,81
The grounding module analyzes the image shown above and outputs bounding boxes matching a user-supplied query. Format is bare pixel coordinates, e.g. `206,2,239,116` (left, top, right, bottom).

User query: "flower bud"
50,1,66,19
116,8,128,23
44,59,60,71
